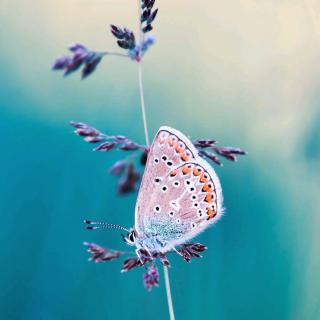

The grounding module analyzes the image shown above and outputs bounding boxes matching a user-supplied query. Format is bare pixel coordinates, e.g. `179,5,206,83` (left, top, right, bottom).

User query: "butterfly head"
123,228,137,246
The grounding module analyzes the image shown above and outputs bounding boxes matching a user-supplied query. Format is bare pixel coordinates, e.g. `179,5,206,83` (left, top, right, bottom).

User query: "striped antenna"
84,220,129,232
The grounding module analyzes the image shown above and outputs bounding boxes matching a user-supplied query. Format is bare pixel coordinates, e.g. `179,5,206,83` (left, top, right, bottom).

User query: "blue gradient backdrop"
1,1,320,319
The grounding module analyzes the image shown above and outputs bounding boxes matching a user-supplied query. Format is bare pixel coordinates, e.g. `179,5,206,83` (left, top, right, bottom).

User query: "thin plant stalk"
137,60,175,320
103,51,129,58
137,62,150,147
136,1,175,319
137,61,175,320
163,265,175,320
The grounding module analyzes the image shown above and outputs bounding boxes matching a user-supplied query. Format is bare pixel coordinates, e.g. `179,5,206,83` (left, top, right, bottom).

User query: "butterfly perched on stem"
87,126,223,262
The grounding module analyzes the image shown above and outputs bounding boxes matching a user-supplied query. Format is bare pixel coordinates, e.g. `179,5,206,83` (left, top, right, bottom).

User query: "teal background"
1,1,320,319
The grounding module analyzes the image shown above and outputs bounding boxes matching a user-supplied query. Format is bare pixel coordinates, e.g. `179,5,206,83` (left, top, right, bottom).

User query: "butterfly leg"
135,249,145,265
143,246,154,260
171,246,183,257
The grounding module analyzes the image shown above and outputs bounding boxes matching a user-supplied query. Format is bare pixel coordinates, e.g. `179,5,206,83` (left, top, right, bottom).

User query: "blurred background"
1,0,320,319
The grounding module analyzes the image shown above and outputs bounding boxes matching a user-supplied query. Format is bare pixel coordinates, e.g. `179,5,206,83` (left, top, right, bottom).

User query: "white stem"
163,266,175,320
104,52,129,58
136,1,175,319
137,47,176,320
138,62,150,147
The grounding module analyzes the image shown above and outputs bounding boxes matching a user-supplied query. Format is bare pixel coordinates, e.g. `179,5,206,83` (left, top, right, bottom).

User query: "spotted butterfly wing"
135,126,223,252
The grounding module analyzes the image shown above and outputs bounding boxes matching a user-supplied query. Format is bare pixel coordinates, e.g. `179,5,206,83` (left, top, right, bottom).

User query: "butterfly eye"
129,232,135,242
153,205,161,213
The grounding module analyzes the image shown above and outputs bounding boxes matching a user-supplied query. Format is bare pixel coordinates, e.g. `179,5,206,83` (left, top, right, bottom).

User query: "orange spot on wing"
170,169,178,177
206,207,217,220
204,193,214,203
175,144,184,154
168,137,176,146
182,165,193,175
181,153,190,162
202,184,213,192
200,173,209,183
193,167,202,176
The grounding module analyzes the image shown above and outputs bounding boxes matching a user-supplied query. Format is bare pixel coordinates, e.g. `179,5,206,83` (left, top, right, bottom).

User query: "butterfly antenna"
84,220,129,232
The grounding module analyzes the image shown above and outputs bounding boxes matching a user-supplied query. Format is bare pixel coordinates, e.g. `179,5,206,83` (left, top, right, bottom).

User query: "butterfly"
86,126,223,259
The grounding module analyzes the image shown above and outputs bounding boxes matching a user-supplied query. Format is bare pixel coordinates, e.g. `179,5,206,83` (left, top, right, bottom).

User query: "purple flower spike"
121,257,143,272
53,44,104,79
82,53,103,79
83,242,123,262
140,149,149,165
178,242,207,263
199,150,223,166
110,25,126,39
196,138,247,166
141,0,158,34
127,163,140,182
117,163,141,194
193,139,217,148
110,25,136,50
119,141,140,151
69,121,88,129
213,146,247,162
143,264,159,291
70,121,105,144
185,243,207,253
69,43,87,52
109,160,127,176
94,142,116,152
84,136,105,143
64,51,88,76
52,56,71,70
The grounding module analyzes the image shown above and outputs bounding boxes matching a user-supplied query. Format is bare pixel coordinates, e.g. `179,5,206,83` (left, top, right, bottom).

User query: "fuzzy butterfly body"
131,126,223,254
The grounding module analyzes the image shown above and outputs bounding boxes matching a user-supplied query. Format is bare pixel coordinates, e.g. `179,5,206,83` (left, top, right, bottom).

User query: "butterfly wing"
135,126,223,251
